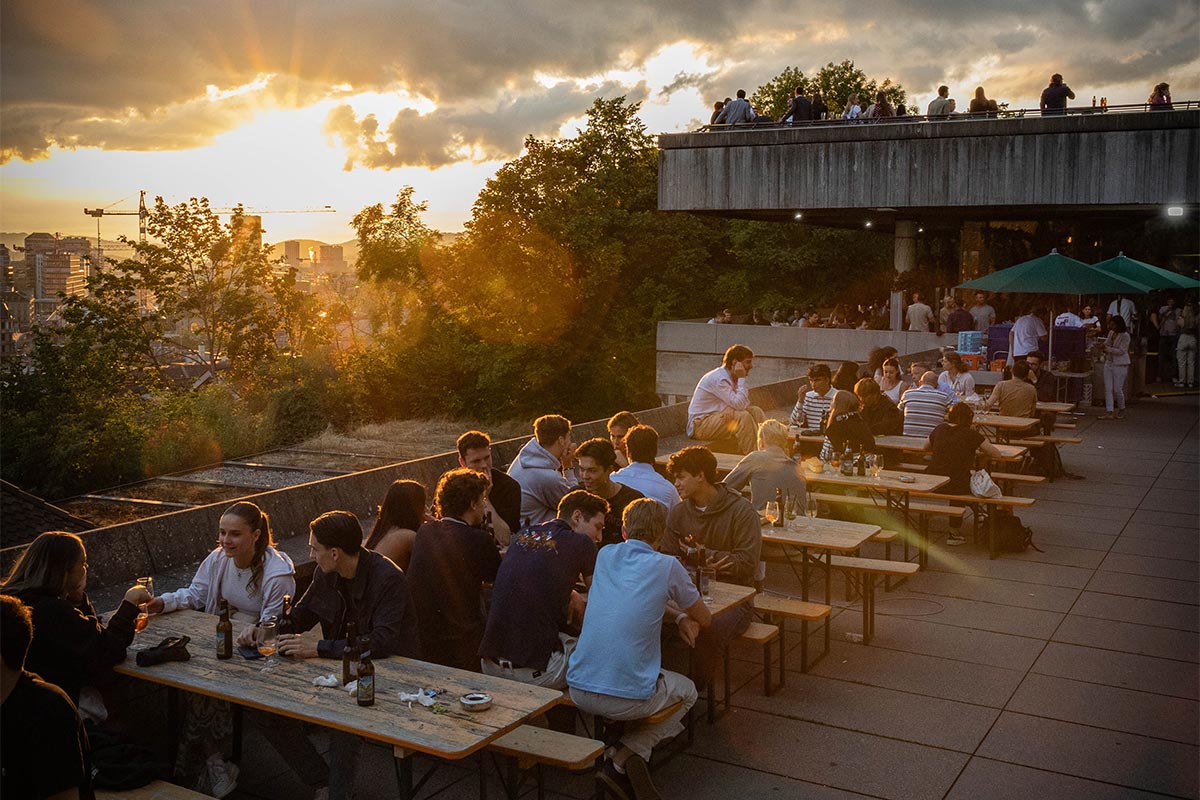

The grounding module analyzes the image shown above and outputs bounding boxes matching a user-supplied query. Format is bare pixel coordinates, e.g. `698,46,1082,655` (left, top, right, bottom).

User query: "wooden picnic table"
1038,401,1075,414
118,610,562,799
873,435,1027,462
703,579,756,616
761,517,879,603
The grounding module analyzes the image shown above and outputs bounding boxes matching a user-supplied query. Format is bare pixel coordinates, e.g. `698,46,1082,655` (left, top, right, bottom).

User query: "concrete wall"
0,378,804,591
658,110,1200,213
656,320,947,397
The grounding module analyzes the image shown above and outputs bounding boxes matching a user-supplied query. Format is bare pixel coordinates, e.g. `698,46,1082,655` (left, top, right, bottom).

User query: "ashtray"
898,475,916,483
459,692,493,711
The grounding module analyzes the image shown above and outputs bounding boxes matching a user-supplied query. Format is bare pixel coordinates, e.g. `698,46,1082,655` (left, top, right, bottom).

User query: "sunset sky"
2,0,1197,245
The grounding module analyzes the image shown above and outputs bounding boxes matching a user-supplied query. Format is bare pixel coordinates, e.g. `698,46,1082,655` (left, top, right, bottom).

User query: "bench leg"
762,639,773,696
723,644,731,714
231,704,243,764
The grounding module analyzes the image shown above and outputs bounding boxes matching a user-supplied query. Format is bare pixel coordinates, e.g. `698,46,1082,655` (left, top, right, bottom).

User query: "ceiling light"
1167,206,1184,217
794,212,803,220
864,221,873,228
917,227,924,234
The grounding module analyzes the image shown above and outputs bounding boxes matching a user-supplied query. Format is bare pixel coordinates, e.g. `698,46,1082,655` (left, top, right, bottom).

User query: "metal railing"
690,100,1199,134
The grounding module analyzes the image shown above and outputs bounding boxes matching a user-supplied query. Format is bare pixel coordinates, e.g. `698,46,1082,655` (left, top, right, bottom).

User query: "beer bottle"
483,511,495,540
216,599,233,660
772,487,785,527
856,446,866,477
841,446,854,476
356,639,375,707
342,620,358,686
278,594,295,637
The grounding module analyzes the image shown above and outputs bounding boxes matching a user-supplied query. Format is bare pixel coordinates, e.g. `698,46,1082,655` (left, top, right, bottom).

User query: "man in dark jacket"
855,378,903,436
661,446,760,685
783,86,813,123
457,430,521,542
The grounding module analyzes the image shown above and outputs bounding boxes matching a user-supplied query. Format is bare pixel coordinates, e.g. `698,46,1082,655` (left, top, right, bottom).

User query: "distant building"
231,215,264,252
2,290,33,333
283,240,301,270
312,244,349,275
0,244,12,292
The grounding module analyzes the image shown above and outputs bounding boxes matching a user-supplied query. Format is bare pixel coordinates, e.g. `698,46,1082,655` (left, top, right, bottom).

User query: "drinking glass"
763,500,780,526
135,576,154,634
868,454,883,479
805,497,819,519
699,567,715,603
258,617,279,671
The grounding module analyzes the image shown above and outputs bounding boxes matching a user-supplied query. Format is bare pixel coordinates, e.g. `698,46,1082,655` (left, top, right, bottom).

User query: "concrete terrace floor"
99,396,1199,800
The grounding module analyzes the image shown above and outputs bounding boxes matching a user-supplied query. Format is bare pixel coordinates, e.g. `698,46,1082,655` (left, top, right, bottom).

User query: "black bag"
996,514,1042,553
86,723,168,790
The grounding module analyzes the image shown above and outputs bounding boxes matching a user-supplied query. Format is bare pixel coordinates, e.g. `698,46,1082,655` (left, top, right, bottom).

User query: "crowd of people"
0,416,768,800
706,75,1175,128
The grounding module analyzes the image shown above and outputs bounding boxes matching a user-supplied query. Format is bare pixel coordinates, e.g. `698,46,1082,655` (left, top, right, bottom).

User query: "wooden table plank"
761,518,879,552
873,435,1026,462
799,465,949,494
703,580,755,616
972,413,1040,430
117,610,562,760
1038,401,1075,414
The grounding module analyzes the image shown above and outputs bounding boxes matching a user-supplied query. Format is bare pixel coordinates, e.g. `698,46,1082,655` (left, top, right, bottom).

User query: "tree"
117,197,276,377
352,187,440,285
752,62,911,119
751,66,812,120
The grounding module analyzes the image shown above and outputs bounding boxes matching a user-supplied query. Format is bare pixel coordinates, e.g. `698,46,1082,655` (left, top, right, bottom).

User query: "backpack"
995,514,1041,553
86,723,168,790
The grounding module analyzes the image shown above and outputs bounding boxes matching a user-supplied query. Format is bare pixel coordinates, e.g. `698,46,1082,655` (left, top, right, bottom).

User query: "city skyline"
2,0,1197,243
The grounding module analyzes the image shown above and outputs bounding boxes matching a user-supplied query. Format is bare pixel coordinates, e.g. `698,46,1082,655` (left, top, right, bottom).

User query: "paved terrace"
93,397,1198,800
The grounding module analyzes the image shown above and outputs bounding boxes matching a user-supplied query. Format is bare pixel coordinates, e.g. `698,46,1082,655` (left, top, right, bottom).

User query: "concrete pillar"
894,220,917,274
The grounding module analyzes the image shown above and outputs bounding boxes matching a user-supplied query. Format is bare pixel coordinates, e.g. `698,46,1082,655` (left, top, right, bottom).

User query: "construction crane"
210,205,336,215
83,190,149,262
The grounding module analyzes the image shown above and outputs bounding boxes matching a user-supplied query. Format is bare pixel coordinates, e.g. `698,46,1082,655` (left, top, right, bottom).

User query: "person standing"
944,297,975,334
1009,306,1047,361
686,344,766,454
906,292,935,332
1177,300,1197,388
714,89,753,125
783,85,813,123
1040,73,1075,116
969,86,999,116
811,91,829,120
508,415,576,525
567,499,709,800
1155,297,1180,385
970,292,997,332
1100,316,1132,419
843,93,863,120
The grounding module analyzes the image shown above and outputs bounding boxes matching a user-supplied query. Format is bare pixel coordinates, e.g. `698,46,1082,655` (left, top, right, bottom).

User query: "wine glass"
763,500,780,526
805,496,819,519
868,454,883,479
258,617,279,671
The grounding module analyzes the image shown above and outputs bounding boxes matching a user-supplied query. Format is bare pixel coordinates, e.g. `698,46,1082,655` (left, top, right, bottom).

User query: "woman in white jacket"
147,501,296,797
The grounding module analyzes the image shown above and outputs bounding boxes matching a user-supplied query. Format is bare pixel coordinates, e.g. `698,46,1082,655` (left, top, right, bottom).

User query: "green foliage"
808,60,907,117
750,66,812,120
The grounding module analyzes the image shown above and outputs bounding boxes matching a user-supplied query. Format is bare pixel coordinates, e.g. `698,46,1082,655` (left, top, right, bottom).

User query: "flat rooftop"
96,396,1198,799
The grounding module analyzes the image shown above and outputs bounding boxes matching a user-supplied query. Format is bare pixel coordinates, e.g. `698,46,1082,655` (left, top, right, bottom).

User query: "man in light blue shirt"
567,499,710,798
611,425,680,512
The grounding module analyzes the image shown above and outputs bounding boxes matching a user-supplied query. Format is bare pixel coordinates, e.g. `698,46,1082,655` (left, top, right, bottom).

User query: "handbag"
970,469,1002,499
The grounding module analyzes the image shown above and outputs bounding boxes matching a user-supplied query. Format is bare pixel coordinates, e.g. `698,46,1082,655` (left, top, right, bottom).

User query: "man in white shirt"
906,292,935,332
1009,306,1047,361
927,86,955,117
1107,297,1136,331
611,425,681,511
898,373,951,437
686,344,766,454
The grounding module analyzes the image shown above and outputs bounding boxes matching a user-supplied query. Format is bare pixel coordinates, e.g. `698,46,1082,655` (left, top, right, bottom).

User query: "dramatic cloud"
1,0,1196,164
324,80,645,168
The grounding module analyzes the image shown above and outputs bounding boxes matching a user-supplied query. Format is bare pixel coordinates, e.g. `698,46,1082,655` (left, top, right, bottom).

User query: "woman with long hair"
868,346,898,381
925,403,1003,546
877,356,909,404
147,501,296,796
1100,315,1132,419
820,390,877,461
1,531,150,705
364,480,428,571
938,352,977,400
969,86,999,116
832,360,862,392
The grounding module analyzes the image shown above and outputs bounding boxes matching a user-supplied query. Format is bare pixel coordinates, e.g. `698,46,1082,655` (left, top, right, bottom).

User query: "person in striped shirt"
789,364,836,431
898,372,951,438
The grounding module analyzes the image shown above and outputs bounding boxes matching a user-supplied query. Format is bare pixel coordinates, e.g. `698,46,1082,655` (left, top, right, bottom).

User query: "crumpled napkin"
312,674,340,687
399,688,440,708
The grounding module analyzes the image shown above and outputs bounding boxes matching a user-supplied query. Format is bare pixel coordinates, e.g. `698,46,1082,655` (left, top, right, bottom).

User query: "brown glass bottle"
216,599,233,660
277,594,295,637
356,638,374,707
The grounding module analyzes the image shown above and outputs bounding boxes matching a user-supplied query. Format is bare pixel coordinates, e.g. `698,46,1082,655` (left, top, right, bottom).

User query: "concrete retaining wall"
0,378,803,591
656,320,948,397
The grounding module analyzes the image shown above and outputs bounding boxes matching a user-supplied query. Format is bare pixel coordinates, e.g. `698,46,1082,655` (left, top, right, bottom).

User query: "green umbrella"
957,249,1152,295
1091,252,1200,290
957,249,1150,364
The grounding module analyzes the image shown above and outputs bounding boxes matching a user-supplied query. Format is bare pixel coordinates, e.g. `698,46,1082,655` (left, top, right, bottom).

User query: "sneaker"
205,759,239,799
1174,380,1184,388
597,760,633,800
945,535,967,547
624,754,663,800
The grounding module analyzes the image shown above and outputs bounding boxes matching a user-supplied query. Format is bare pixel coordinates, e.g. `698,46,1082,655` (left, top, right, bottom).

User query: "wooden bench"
828,556,920,644
811,492,964,567
989,472,1046,494
1026,434,1082,444
752,594,832,679
910,492,1037,559
488,725,603,800
96,782,208,800
734,621,781,696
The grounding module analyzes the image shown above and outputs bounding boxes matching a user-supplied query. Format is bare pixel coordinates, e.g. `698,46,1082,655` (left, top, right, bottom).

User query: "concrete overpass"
658,108,1200,272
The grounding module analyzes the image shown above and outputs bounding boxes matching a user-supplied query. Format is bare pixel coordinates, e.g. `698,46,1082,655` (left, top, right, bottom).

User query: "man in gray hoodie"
661,446,761,686
507,414,576,525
